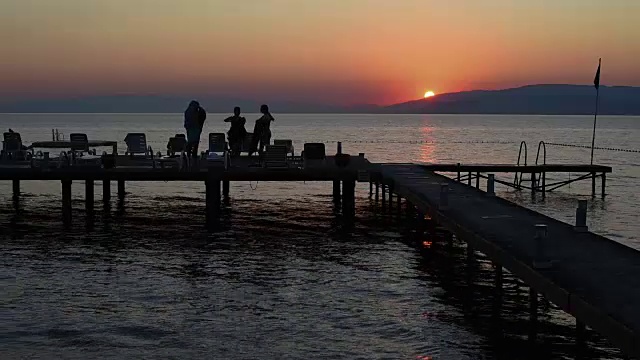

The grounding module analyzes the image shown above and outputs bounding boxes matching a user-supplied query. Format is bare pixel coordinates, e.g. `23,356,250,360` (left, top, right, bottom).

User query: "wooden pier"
371,163,638,359
2,153,636,357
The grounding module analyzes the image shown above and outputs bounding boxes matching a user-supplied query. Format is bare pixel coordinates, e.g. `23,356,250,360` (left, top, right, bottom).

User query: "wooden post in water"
369,181,373,198
601,173,606,199
342,179,355,217
333,180,341,204
374,181,380,204
541,172,546,199
456,163,461,182
381,184,387,211
467,172,472,186
223,180,230,199
388,183,394,213
85,180,94,215
103,180,111,203
529,288,539,343
476,172,480,189
117,180,125,199
12,180,20,199
206,171,221,225
62,180,72,224
591,172,596,197
531,172,537,198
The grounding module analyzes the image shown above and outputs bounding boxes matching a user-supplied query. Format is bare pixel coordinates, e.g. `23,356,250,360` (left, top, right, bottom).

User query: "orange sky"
1,0,638,105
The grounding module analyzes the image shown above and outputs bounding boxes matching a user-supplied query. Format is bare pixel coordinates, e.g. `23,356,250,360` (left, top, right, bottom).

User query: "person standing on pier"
184,100,206,158
249,104,274,157
224,106,247,157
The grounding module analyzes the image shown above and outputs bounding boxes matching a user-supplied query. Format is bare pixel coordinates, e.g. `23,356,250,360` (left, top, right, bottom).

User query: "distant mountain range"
1,84,639,115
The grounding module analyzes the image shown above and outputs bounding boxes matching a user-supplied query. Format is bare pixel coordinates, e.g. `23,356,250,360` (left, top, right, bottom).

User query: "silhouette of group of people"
183,101,274,158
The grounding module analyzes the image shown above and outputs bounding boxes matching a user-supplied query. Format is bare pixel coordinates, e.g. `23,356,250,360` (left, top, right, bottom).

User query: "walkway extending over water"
372,163,639,358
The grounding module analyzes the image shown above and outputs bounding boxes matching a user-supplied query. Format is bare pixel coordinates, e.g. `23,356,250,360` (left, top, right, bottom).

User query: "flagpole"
590,58,601,165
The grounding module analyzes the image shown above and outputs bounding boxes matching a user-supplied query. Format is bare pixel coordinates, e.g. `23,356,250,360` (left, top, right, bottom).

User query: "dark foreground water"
1,114,638,359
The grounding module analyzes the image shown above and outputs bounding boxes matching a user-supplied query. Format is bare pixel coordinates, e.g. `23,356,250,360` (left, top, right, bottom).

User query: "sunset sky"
1,0,638,105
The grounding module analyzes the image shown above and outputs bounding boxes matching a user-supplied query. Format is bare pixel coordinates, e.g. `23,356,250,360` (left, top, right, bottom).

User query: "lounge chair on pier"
69,133,102,165
263,145,288,169
302,143,327,168
273,139,294,157
205,133,229,169
123,133,156,168
156,135,188,169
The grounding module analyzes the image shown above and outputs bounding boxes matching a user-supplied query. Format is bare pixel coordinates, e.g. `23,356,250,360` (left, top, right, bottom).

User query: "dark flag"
594,58,601,90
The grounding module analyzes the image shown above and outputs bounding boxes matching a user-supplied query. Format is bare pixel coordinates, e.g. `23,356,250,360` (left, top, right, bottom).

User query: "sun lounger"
273,139,294,157
123,133,156,168
206,133,229,169
263,145,289,169
302,143,327,168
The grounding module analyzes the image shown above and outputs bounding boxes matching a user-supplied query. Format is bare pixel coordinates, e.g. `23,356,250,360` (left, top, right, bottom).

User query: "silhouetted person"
249,104,274,157
184,100,206,158
224,106,247,157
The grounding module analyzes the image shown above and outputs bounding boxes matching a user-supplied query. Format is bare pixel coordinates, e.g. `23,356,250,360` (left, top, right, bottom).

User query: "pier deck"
373,164,638,357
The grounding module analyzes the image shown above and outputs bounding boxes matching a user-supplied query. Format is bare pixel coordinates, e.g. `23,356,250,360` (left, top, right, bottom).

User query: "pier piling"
487,174,495,196
103,180,111,202
205,176,221,224
388,184,394,213
333,180,341,204
531,172,537,198
381,184,386,210
62,180,72,224
12,180,19,199
475,172,480,189
85,180,94,215
223,180,230,200
575,200,588,232
602,173,607,198
369,181,373,198
117,180,125,199
396,194,402,214
374,181,380,204
529,288,539,342
591,172,596,197
341,179,355,217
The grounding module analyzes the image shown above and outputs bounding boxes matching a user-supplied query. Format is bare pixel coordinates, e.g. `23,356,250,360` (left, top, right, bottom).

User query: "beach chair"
206,133,229,169
156,135,188,169
263,145,289,169
2,132,30,161
273,139,294,157
68,133,101,165
302,143,327,168
123,133,155,168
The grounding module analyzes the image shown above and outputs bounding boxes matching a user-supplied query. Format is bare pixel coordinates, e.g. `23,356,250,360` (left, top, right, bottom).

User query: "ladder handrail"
535,141,547,166
514,141,527,187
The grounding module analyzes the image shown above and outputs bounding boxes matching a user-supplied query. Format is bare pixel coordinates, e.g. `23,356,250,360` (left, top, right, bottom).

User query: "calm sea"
1,114,638,359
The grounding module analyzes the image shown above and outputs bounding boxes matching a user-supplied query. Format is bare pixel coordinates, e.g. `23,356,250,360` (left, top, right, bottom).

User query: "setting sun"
424,91,436,98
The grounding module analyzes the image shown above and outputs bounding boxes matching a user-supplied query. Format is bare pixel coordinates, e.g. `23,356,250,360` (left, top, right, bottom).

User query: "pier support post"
369,181,373,198
117,180,125,199
575,200,588,232
531,172,537,198
591,172,596,197
223,180,230,199
396,194,402,215
342,179,355,217
388,184,394,213
456,163,461,182
487,174,495,196
467,172,472,186
374,182,380,204
576,320,587,357
12,180,20,199
103,180,111,203
206,175,221,225
476,172,480,189
601,173,606,199
62,180,72,224
85,180,94,215
381,184,387,211
333,180,341,204
529,288,539,343
541,172,546,199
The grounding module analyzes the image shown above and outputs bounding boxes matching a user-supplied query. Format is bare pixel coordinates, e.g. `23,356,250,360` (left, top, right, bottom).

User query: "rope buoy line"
546,142,640,153
286,139,639,153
